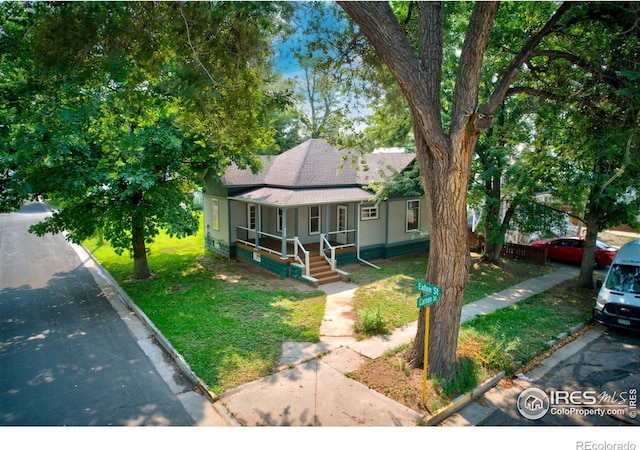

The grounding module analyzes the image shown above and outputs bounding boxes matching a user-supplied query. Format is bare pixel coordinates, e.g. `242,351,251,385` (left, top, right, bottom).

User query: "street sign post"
416,280,441,406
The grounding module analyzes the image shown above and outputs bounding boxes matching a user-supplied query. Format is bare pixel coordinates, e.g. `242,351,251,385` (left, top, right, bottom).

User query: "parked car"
593,238,640,331
530,236,618,268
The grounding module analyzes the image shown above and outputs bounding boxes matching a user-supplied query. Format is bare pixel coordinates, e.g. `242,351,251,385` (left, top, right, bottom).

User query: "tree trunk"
405,126,474,380
131,191,151,280
578,216,599,289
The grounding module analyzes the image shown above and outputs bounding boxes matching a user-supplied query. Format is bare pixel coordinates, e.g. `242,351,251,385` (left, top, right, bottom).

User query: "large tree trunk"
578,215,599,289
338,1,570,380
405,123,475,379
131,191,151,280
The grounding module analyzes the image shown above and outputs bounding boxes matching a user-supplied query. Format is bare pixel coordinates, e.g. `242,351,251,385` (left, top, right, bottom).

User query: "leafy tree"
507,3,640,287
336,1,593,379
0,2,289,279
337,2,639,379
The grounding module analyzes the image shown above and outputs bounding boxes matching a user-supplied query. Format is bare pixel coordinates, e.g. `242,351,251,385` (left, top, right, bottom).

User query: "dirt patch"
196,255,317,293
349,350,447,414
350,323,598,416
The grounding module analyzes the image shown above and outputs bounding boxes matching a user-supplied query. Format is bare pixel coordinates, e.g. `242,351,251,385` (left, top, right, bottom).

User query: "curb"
420,371,506,426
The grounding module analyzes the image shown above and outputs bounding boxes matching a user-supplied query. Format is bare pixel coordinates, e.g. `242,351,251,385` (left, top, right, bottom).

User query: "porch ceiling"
230,186,375,207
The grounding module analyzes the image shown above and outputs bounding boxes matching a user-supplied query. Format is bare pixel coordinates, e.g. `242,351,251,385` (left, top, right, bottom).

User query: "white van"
593,238,640,331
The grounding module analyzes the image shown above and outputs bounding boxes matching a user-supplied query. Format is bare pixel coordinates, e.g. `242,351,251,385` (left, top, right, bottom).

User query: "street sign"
416,281,441,297
417,294,440,308
414,278,442,407
416,281,441,308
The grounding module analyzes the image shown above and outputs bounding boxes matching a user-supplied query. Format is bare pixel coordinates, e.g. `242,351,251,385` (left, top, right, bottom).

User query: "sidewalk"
213,266,580,426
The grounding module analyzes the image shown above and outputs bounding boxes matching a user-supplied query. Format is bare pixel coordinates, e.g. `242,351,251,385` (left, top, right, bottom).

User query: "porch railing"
320,234,335,270
320,230,356,270
236,226,294,257
236,226,310,276
294,237,310,277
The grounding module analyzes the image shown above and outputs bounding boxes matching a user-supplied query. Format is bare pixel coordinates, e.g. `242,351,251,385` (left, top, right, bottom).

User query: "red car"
530,236,618,268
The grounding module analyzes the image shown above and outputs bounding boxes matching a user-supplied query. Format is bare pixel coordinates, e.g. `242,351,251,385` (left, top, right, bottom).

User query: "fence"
501,243,547,265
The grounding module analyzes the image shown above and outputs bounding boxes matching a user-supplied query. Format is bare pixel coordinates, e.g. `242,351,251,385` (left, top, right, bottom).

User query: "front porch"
234,232,356,286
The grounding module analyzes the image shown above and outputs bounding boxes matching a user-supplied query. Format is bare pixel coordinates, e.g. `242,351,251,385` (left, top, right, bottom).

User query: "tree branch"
450,1,499,136
530,49,626,89
478,2,574,130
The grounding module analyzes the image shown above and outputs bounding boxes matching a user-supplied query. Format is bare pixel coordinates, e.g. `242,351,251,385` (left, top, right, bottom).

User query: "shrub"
354,307,388,335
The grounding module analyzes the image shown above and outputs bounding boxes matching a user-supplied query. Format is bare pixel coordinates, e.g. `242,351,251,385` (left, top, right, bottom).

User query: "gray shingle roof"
232,186,375,207
222,139,415,188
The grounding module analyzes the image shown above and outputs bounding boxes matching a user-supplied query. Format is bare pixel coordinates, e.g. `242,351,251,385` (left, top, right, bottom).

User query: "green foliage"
354,307,388,336
1,2,289,276
436,357,479,399
368,160,424,203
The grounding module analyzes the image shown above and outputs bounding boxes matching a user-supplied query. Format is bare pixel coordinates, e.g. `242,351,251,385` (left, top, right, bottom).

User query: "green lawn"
84,215,326,393
84,215,581,394
345,253,557,336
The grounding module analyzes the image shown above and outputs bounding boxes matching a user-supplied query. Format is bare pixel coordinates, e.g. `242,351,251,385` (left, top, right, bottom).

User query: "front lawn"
345,253,557,336
84,217,572,397
84,217,325,393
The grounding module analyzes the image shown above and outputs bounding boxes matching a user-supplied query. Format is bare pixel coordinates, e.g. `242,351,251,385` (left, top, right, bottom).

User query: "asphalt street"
0,202,202,425
479,325,640,426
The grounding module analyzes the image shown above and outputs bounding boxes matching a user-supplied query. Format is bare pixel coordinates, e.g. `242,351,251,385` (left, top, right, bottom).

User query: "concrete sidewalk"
214,266,580,426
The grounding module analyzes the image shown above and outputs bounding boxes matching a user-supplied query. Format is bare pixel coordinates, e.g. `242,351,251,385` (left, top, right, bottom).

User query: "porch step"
307,254,341,285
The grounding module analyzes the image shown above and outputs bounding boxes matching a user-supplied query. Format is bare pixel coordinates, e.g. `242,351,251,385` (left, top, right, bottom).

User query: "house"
202,139,430,286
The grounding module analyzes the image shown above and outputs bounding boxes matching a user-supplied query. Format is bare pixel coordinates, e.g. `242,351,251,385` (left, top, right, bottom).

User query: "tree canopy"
0,1,290,278
337,1,639,379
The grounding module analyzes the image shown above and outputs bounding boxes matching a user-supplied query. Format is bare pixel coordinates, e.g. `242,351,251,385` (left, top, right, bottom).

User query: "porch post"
281,208,288,259
324,204,330,237
255,204,261,249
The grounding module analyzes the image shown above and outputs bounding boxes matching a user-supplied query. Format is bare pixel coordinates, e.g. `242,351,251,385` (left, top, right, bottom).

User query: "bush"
354,307,388,335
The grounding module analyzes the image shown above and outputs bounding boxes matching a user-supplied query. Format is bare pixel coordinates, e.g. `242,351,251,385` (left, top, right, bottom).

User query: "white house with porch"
202,139,430,286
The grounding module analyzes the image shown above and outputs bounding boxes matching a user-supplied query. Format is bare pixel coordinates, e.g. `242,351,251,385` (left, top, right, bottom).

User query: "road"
0,202,214,426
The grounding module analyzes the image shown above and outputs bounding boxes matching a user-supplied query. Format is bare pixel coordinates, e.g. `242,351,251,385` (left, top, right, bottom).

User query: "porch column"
324,204,330,237
255,204,261,249
281,208,288,259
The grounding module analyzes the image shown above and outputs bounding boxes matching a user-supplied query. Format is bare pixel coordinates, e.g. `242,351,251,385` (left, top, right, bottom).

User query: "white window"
309,206,321,235
361,205,379,221
406,200,420,232
211,198,219,231
247,204,257,230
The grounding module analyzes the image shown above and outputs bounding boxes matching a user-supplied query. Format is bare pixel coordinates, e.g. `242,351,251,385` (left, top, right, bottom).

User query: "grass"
348,274,599,413
346,253,557,337
84,214,595,400
84,215,326,393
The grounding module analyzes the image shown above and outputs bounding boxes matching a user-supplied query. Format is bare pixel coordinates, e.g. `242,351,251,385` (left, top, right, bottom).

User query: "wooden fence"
501,243,547,265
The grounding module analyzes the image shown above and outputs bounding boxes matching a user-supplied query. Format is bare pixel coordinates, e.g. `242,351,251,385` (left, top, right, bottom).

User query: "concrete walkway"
215,265,580,426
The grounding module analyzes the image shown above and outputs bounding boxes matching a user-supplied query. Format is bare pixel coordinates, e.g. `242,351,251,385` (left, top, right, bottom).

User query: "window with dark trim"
247,204,256,230
406,200,420,232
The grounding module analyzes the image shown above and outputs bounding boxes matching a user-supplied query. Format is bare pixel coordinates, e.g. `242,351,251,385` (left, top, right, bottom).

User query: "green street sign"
416,281,441,308
417,294,440,308
416,281,441,297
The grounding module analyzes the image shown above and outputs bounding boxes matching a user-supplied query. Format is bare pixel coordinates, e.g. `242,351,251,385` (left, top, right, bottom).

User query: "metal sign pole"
415,280,440,408
422,305,430,406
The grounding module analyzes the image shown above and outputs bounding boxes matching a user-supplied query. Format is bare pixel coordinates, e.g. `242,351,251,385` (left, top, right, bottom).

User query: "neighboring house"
202,139,430,286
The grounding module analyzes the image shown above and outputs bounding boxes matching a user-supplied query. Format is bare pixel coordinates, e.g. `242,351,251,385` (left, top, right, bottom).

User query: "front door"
336,205,347,245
